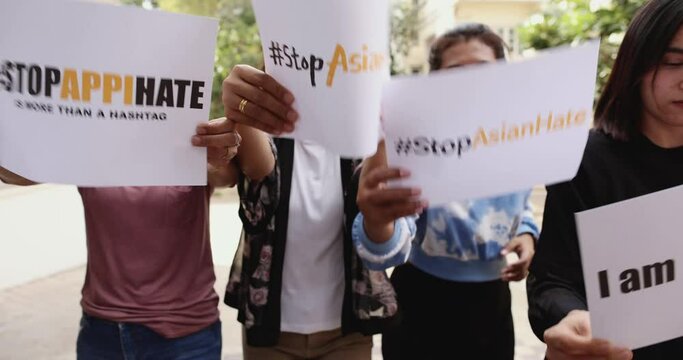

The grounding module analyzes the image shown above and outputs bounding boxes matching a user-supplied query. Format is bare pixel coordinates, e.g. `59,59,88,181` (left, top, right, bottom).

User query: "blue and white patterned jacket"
352,191,539,282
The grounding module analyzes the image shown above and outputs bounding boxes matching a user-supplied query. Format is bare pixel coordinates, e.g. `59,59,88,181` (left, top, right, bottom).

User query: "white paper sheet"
0,0,218,186
383,41,600,205
576,184,683,350
252,0,389,157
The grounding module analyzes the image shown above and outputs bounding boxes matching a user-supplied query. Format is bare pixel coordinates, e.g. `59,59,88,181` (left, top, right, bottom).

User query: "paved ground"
0,185,547,359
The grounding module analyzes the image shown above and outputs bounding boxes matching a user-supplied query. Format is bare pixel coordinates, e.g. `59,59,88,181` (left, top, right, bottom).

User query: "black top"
528,129,683,358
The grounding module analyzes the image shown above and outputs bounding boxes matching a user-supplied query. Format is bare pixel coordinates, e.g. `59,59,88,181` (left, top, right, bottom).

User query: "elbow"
528,304,549,343
214,178,237,188
244,161,276,183
526,274,548,342
0,177,37,186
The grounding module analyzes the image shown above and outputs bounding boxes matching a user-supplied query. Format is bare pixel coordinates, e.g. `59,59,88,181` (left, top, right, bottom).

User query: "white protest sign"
252,0,389,157
576,185,683,350
383,41,600,205
0,0,218,186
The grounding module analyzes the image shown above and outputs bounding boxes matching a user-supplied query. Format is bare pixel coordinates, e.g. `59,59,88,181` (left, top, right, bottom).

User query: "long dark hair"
428,23,507,72
594,0,683,140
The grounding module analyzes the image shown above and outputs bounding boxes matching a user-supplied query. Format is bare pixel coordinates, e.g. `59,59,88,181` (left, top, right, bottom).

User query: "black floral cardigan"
224,138,399,347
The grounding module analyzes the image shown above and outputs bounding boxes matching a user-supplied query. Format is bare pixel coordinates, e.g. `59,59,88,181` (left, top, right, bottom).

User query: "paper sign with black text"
252,0,389,157
383,41,600,204
0,0,218,186
576,184,683,350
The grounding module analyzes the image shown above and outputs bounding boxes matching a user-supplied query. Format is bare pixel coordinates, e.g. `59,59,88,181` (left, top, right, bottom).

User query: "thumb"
197,117,235,135
501,239,518,256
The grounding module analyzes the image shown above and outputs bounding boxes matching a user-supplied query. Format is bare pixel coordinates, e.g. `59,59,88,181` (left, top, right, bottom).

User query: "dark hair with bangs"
594,0,683,140
428,23,507,72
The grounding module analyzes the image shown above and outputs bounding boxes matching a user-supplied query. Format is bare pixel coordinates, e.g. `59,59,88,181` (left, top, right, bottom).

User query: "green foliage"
156,0,220,16
119,0,145,6
120,0,158,7
390,0,426,75
519,0,647,96
210,1,262,119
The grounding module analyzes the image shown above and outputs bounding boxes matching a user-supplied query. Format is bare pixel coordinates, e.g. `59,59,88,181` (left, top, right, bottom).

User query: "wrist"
363,217,395,244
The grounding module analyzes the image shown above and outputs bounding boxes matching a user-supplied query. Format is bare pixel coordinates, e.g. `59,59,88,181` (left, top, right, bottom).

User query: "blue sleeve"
515,191,540,240
351,212,415,271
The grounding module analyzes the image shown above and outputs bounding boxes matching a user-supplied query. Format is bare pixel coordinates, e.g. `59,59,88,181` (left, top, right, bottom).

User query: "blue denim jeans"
76,313,221,360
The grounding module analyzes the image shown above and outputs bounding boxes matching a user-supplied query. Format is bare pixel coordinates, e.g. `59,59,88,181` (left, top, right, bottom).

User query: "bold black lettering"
283,45,293,68
291,47,301,70
598,270,610,298
136,77,155,106
394,138,412,155
413,137,431,156
174,79,190,108
27,65,42,96
155,78,175,107
620,269,641,293
0,61,15,92
15,62,27,93
45,67,61,98
440,139,456,155
190,81,204,110
457,137,472,157
430,139,439,156
643,259,675,288
309,55,324,87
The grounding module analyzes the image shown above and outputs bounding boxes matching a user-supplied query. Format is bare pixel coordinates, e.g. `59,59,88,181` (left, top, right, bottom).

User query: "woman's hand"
191,117,241,187
222,65,298,135
501,233,535,281
357,139,427,243
544,310,632,360
192,117,241,168
357,166,427,243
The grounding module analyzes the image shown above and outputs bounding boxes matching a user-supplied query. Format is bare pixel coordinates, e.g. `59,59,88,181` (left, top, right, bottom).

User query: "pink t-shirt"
78,186,219,338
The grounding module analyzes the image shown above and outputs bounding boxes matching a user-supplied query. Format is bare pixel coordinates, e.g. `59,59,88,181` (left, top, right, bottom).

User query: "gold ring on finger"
239,99,248,114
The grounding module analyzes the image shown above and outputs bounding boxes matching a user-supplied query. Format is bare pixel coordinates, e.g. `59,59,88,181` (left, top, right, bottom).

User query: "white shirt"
280,140,345,334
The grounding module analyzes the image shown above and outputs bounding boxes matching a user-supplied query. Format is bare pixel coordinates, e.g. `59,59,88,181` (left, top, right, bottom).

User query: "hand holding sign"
500,234,535,282
544,310,632,360
357,140,427,243
576,185,683,350
192,118,242,166
222,65,298,135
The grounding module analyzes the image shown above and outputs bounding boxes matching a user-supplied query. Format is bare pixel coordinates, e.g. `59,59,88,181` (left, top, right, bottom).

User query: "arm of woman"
351,140,428,270
528,180,631,359
501,191,540,282
357,140,426,242
527,181,589,337
0,167,38,186
193,118,242,188
234,123,275,183
197,119,275,187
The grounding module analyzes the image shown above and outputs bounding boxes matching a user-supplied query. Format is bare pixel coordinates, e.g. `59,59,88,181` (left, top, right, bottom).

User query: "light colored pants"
242,327,372,360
